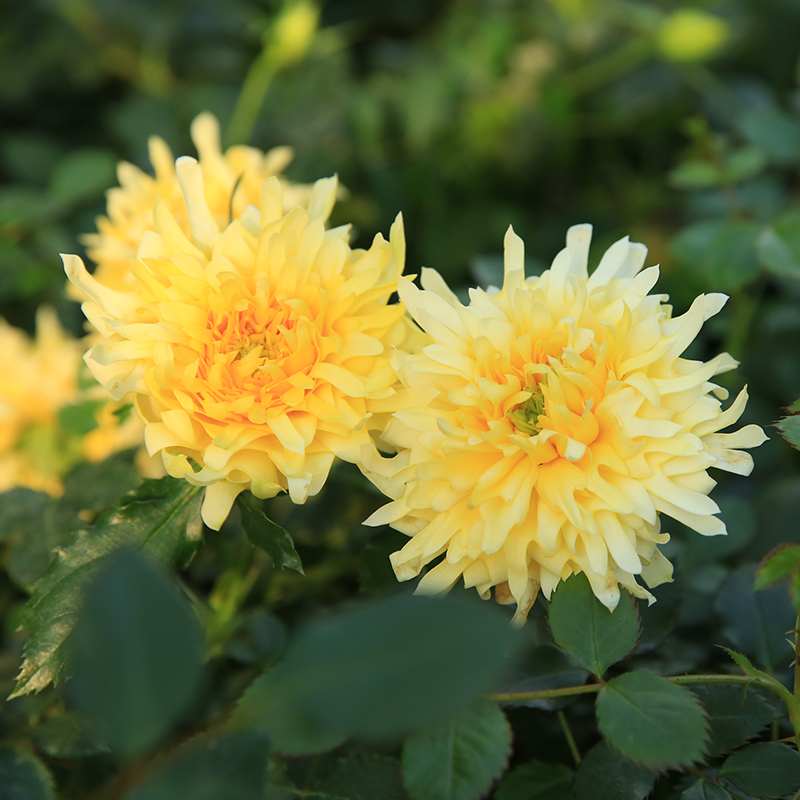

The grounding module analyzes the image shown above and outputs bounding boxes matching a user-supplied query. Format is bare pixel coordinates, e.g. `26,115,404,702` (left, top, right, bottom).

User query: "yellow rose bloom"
64,160,407,530
361,225,767,623
74,112,310,297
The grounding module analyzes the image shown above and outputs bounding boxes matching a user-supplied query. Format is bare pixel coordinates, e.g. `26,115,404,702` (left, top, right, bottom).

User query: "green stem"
557,710,581,766
721,280,763,364
563,39,653,96
226,51,278,147
490,673,775,704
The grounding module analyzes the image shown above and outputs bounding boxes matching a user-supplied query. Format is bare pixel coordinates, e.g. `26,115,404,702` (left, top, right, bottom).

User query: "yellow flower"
657,10,729,63
64,161,407,530
0,308,82,495
361,225,767,623
74,112,310,297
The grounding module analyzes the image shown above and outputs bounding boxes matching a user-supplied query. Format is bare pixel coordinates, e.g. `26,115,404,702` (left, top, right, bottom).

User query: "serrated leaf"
0,745,55,800
230,594,520,751
498,645,588,710
572,742,655,800
493,760,573,800
775,415,800,449
237,493,303,573
756,214,800,280
596,671,708,769
681,779,733,799
69,550,204,759
547,573,640,677
755,544,800,590
124,730,270,800
58,400,104,436
0,488,48,543
402,699,511,800
719,743,800,799
12,478,203,698
691,685,777,756
309,753,407,800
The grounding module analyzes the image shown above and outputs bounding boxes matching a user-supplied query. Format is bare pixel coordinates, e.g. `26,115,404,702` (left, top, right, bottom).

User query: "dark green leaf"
49,149,116,206
596,671,708,769
547,573,639,677
572,742,655,800
715,564,795,672
719,742,800,799
69,550,204,759
775,415,800,449
124,730,270,800
691,685,777,756
237,493,303,573
725,146,767,183
755,544,800,590
788,398,800,413
681,779,732,799
231,594,520,750
309,753,407,800
31,711,110,759
0,746,55,800
740,108,800,164
12,478,203,697
0,488,48,543
493,760,573,800
402,700,511,800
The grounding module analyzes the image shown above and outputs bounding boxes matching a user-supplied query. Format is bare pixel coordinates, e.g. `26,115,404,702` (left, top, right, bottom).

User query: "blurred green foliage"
3,0,800,798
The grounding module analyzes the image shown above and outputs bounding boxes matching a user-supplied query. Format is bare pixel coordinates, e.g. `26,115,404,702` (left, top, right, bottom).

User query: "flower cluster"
64,116,766,617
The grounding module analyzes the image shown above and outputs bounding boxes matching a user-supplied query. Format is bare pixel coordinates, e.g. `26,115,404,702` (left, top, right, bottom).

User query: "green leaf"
547,573,640,677
31,712,110,759
719,742,800,799
775,414,800,450
0,488,48,543
740,108,800,164
124,730,270,800
309,753,407,800
12,478,203,698
572,742,655,800
725,146,767,183
715,564,795,672
756,213,800,280
671,220,760,291
237,493,303,574
681,779,733,799
691,685,777,756
49,148,116,207
755,544,800,590
58,400,104,436
0,745,55,800
493,760,573,800
596,671,708,769
69,550,204,759
401,699,511,800
788,398,800,413
231,594,520,751
669,160,722,189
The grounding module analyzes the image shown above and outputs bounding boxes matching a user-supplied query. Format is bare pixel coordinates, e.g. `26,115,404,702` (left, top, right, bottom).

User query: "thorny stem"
557,710,581,766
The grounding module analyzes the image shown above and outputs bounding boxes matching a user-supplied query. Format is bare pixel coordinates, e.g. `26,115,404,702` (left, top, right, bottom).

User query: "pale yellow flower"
65,162,407,530
74,112,310,298
361,225,767,623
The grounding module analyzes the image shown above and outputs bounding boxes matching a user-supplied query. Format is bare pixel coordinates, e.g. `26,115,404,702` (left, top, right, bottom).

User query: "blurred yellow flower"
361,225,766,623
65,163,407,530
657,10,729,63
268,0,319,69
0,309,153,495
75,112,310,298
